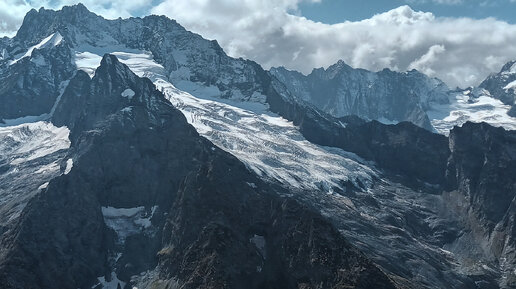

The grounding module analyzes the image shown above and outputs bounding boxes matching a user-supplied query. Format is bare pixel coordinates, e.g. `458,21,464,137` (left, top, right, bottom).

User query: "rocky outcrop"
445,122,516,287
0,38,74,120
0,55,399,289
509,105,516,117
479,60,516,108
270,62,450,130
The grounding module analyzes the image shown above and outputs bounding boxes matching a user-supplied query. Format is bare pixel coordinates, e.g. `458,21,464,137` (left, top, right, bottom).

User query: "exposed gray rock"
479,61,516,107
446,122,516,288
270,62,450,130
0,38,75,120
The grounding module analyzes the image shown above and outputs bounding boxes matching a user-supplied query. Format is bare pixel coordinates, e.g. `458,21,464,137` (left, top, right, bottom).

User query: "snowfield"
428,91,516,135
0,121,70,224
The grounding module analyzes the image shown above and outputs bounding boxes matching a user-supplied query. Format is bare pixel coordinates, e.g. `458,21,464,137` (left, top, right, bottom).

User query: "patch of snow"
0,122,70,165
92,272,125,289
134,206,157,229
502,63,516,75
34,162,60,174
38,182,49,190
246,182,257,188
101,206,157,243
250,235,266,259
74,51,102,77
64,158,73,175
121,88,135,99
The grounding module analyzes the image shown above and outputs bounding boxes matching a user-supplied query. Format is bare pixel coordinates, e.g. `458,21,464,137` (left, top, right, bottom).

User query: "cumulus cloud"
408,44,446,76
2,0,516,88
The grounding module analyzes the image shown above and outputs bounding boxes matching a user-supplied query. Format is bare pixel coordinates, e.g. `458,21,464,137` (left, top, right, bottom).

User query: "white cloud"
408,44,446,76
2,0,516,88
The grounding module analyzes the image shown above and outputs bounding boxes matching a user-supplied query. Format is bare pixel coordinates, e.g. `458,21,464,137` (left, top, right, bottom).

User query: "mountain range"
0,4,515,289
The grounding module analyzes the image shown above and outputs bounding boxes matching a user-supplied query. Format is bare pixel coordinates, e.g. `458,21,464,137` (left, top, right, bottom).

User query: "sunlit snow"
64,158,73,175
428,92,516,135
73,49,376,192
0,121,70,223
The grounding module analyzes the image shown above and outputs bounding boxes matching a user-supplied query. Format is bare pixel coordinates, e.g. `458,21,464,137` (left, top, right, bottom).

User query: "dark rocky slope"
445,123,516,287
0,38,75,120
0,55,399,289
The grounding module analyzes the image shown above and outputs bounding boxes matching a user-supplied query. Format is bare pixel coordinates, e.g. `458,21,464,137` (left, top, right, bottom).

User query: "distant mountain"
270,61,450,130
480,60,516,116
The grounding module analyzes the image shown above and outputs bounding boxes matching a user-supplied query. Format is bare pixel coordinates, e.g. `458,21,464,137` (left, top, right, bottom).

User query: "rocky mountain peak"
479,60,516,109
270,59,450,130
52,53,170,140
500,60,516,74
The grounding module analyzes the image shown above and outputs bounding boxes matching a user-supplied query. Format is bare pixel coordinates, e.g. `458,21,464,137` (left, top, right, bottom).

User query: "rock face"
479,61,516,107
0,36,75,120
0,55,399,289
446,122,516,288
479,60,516,118
509,105,516,117
270,62,450,130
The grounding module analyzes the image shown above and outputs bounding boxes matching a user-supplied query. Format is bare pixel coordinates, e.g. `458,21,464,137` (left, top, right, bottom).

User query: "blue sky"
299,0,516,23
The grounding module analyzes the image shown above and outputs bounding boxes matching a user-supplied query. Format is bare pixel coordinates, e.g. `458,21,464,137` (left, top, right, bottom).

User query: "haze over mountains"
0,4,515,289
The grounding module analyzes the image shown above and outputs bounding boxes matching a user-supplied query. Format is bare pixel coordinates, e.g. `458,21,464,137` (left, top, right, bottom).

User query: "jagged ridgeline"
0,4,515,289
